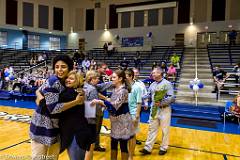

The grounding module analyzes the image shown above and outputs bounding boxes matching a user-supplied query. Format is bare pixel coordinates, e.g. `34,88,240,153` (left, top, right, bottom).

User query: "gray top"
144,78,175,111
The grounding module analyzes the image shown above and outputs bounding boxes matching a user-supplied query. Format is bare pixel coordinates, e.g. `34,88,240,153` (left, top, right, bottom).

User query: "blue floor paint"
0,100,239,135
0,99,36,109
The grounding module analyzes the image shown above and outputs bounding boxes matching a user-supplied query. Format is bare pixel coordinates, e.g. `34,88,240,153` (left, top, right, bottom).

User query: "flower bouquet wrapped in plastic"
151,84,168,119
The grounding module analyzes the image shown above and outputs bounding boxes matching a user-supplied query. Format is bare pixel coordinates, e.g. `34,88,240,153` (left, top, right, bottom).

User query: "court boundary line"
0,139,30,152
0,138,238,159
168,144,239,158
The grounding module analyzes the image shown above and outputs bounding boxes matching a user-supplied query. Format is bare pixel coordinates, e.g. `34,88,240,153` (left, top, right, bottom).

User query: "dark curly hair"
52,55,74,71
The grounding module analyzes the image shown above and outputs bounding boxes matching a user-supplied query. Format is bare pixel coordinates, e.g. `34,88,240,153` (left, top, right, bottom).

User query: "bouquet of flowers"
151,84,168,119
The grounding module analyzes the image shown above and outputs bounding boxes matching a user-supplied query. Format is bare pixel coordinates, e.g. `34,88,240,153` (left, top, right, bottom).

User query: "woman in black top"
58,71,91,160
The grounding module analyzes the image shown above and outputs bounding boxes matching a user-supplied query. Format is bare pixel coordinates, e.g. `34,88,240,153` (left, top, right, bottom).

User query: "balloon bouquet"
189,78,204,105
189,78,204,92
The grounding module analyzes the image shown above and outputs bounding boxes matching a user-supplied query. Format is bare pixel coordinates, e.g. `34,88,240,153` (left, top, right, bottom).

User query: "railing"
16,60,47,75
218,83,240,100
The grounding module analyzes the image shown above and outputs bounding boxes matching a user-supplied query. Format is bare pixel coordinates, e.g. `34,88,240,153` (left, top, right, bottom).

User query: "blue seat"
225,101,233,112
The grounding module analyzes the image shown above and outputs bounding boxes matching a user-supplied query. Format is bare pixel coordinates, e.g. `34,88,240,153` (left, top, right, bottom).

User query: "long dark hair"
114,69,131,93
125,68,134,80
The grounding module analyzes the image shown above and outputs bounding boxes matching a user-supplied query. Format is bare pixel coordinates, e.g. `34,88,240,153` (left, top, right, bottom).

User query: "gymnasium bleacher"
0,46,184,102
89,46,184,82
207,44,240,100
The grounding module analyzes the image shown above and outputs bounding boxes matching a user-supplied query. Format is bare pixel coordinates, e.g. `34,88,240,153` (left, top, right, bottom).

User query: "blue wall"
0,28,67,50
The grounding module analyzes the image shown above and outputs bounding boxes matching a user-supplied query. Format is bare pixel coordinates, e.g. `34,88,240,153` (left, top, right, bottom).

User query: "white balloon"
193,85,199,91
189,80,194,85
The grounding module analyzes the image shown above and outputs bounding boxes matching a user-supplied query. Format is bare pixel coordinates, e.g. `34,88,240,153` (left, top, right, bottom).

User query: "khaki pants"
31,140,60,160
144,107,171,152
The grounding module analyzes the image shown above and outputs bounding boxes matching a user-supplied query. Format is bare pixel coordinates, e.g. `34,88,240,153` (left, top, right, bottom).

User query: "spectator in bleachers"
107,42,114,56
30,54,37,66
103,42,108,54
105,67,113,77
167,64,177,82
232,62,240,84
79,51,86,64
229,92,240,114
11,73,25,92
212,65,230,93
3,65,14,90
120,57,129,71
228,30,237,46
160,61,168,78
170,53,180,69
43,66,51,79
37,53,45,63
34,69,46,87
133,51,141,70
97,62,108,83
82,58,91,72
105,67,113,82
73,61,78,71
0,67,5,89
72,51,81,63
42,51,48,61
152,61,158,70
90,58,97,70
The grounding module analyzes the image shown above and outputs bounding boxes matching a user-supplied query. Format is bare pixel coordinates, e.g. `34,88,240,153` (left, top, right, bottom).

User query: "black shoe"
159,150,167,155
94,146,106,152
211,90,216,93
139,148,151,155
136,139,142,145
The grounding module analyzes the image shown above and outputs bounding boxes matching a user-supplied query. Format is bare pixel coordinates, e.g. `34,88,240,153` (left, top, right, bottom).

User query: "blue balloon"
10,76,15,81
147,32,152,38
198,83,204,89
4,72,10,77
189,84,193,89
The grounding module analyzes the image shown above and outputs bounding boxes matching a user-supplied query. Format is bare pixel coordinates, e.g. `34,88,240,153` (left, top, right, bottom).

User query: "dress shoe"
159,150,167,155
139,148,151,155
136,139,142,145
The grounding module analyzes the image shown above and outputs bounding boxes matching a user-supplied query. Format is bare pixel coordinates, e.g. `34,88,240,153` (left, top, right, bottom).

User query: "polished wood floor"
0,105,239,160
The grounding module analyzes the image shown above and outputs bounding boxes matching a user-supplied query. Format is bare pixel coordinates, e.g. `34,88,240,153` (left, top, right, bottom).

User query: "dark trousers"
12,83,23,91
95,114,103,147
234,75,239,84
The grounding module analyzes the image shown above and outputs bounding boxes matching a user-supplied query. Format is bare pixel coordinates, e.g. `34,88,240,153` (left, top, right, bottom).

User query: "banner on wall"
121,37,144,47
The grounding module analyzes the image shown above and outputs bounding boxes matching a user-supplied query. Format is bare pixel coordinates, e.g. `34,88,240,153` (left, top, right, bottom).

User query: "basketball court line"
168,145,239,158
0,139,30,152
0,105,239,160
0,137,239,159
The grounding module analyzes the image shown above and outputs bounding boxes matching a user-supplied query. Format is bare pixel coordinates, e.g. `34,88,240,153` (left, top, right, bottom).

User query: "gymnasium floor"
0,101,239,160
